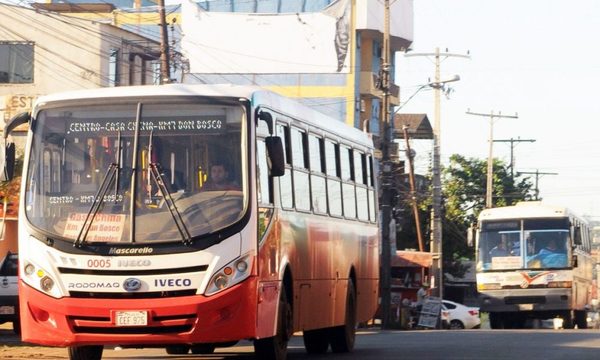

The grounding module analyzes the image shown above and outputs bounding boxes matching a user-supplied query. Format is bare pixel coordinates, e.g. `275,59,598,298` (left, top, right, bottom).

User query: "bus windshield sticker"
64,213,126,243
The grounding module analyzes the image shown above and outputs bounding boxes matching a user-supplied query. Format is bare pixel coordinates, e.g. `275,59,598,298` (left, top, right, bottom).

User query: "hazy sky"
395,0,600,219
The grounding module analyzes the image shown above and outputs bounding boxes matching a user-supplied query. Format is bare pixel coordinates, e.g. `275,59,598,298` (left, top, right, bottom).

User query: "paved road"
2,324,600,359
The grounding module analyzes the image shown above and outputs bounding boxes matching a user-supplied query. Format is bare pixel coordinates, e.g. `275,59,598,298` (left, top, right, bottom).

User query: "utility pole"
402,125,424,252
493,137,536,180
158,0,171,84
517,170,558,200
405,48,469,300
466,110,518,208
378,0,392,329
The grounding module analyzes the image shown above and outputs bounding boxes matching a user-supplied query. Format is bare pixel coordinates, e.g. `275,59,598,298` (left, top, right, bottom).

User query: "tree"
441,154,533,278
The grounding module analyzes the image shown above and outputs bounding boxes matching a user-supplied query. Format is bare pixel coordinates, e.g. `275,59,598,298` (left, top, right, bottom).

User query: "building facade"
0,3,161,140
29,0,414,131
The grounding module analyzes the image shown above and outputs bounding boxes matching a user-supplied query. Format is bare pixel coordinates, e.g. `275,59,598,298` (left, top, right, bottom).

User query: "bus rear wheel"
303,328,329,354
68,345,103,360
575,310,587,329
329,279,357,353
254,285,292,360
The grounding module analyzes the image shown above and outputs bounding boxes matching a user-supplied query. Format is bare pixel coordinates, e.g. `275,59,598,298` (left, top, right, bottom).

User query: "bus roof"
33,83,373,149
478,201,581,221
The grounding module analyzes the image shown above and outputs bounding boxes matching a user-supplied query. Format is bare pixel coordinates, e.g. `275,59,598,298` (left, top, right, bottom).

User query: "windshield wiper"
147,130,192,245
148,163,192,245
74,163,118,247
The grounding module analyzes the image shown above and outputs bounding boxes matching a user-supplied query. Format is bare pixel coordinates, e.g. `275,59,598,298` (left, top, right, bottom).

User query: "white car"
442,300,480,329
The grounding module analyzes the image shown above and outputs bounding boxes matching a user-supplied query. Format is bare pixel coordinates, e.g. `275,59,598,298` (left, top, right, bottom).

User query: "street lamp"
393,75,460,116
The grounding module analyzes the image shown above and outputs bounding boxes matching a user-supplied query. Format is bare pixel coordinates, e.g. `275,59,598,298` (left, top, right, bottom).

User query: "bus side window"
325,139,342,217
309,134,327,214
291,127,310,212
340,145,356,219
276,123,293,209
367,154,376,222
355,151,369,221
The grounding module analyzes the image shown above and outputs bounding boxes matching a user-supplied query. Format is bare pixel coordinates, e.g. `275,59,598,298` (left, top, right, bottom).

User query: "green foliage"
393,152,535,280
440,154,534,278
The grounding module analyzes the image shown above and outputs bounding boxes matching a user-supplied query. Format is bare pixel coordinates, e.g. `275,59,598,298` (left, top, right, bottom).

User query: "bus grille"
69,289,197,299
68,313,196,334
504,296,546,305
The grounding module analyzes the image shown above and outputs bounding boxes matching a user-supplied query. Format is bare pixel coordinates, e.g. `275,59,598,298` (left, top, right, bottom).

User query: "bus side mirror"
1,111,30,181
265,136,285,177
0,142,15,182
572,254,578,268
573,226,582,246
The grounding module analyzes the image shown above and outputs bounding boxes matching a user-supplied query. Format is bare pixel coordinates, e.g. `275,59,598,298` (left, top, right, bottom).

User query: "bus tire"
562,311,574,329
254,285,292,360
68,345,103,360
303,328,329,354
165,344,190,354
489,312,503,329
575,310,587,329
329,278,357,353
190,343,216,354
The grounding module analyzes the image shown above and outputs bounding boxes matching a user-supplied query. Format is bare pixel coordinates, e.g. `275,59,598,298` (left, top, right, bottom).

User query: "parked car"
0,253,19,334
441,300,480,329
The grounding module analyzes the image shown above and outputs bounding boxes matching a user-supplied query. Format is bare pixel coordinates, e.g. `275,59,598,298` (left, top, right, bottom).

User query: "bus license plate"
115,311,148,326
518,304,533,311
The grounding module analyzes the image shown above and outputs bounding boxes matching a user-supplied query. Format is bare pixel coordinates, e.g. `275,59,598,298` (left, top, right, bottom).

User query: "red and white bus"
1,84,379,360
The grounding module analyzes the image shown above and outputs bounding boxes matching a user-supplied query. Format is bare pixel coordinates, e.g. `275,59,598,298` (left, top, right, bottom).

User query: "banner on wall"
181,0,351,74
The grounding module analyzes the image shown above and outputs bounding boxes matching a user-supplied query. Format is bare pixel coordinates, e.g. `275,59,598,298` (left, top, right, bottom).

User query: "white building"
0,3,161,142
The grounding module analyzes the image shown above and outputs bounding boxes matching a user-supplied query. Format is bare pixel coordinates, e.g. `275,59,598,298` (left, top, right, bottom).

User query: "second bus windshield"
478,218,570,270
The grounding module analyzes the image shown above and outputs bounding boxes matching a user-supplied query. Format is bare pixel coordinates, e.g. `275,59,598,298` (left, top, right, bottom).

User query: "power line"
517,169,559,201
493,137,536,180
465,109,518,208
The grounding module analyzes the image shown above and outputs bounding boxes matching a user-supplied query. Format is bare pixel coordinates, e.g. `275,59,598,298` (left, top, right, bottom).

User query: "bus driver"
202,161,240,191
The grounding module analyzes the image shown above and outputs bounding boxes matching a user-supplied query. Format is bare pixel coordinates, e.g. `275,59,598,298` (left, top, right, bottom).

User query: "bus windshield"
24,100,247,244
478,218,570,271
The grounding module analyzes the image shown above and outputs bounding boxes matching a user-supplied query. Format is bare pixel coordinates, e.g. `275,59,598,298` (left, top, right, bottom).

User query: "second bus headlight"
205,254,253,296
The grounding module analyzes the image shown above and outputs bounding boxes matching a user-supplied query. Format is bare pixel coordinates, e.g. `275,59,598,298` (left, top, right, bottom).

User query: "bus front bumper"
478,288,571,313
19,278,259,347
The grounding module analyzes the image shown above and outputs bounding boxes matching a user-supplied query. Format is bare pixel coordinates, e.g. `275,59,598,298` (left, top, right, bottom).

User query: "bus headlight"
206,254,253,296
40,276,55,292
24,263,35,276
547,281,572,288
23,260,59,297
478,283,502,290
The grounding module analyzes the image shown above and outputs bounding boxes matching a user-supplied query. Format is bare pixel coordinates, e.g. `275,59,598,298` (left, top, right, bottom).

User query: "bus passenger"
202,161,240,191
538,238,560,255
489,236,510,258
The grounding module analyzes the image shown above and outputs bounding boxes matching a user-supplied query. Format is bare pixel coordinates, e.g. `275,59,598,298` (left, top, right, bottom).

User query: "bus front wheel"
489,312,503,329
254,285,292,360
68,345,103,360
